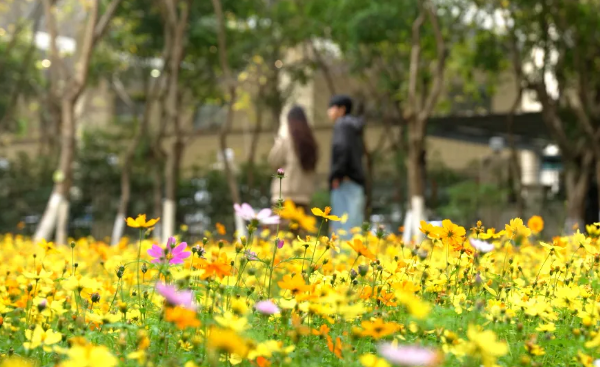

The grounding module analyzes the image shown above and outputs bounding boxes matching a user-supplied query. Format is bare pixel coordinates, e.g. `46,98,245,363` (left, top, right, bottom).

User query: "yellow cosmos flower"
505,218,531,239
214,312,249,332
23,325,62,352
360,354,391,367
455,325,508,367
125,214,159,228
59,343,118,367
311,206,341,222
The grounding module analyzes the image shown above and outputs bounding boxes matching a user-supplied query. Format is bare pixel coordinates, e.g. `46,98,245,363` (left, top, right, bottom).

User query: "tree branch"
407,9,425,118
419,1,446,121
69,0,100,101
93,0,124,42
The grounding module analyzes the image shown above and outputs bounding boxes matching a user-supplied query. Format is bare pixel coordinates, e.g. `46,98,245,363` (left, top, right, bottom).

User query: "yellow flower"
0,357,35,367
280,200,317,232
455,325,508,367
535,323,556,333
38,239,58,254
505,218,531,239
59,343,118,367
420,220,441,239
359,318,401,339
527,215,544,234
359,354,391,367
214,312,249,332
23,325,62,352
312,207,341,222
395,290,431,320
438,220,466,246
207,327,250,358
125,214,159,228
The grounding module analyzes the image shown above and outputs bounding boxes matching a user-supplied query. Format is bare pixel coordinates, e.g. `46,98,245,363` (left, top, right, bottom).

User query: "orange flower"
311,207,341,222
255,356,271,367
347,239,376,260
216,223,226,235
201,255,232,280
359,318,401,339
165,307,201,329
326,335,343,359
278,274,311,295
126,214,159,228
312,324,331,336
527,216,544,234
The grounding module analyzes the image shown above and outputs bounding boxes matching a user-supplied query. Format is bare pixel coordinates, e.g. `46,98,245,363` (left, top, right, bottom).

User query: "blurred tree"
481,0,600,231
34,0,123,245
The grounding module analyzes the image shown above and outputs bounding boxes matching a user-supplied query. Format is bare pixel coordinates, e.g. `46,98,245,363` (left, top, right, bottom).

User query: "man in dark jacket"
327,95,365,237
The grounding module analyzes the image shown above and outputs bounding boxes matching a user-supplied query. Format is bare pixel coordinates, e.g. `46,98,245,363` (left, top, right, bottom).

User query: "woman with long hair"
268,105,318,211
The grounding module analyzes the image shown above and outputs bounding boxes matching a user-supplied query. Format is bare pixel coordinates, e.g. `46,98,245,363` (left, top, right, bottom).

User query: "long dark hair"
287,106,318,172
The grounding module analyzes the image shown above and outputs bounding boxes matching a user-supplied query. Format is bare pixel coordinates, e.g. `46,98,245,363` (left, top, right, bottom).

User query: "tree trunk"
405,120,426,243
564,154,592,234
246,97,264,188
34,98,75,244
211,0,244,236
152,162,163,240
163,138,184,243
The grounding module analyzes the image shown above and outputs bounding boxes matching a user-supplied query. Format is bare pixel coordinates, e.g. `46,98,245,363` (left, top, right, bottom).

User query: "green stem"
137,229,143,313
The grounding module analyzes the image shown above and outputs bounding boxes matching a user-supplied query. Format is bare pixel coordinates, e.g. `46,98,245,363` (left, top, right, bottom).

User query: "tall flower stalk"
267,168,285,298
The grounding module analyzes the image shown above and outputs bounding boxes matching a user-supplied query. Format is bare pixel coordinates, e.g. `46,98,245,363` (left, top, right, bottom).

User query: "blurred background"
0,0,598,243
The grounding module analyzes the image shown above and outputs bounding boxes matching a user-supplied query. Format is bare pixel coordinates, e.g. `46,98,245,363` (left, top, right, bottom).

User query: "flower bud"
70,241,76,249
358,264,369,277
276,168,285,178
91,293,101,303
37,299,48,313
350,268,358,280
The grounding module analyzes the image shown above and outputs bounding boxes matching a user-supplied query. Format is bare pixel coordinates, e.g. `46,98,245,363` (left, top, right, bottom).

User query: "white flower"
469,238,495,253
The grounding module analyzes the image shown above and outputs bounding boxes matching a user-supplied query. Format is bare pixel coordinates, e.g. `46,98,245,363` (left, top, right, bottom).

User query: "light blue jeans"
331,180,365,239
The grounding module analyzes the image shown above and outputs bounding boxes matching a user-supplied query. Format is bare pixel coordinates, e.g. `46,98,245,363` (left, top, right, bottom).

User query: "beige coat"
267,135,316,205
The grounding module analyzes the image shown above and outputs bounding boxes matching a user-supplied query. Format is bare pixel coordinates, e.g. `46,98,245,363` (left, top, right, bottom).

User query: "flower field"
1,206,600,367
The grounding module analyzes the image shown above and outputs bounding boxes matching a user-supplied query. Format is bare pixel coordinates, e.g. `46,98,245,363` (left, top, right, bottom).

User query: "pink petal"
171,243,187,255
147,245,163,258
256,208,272,220
261,216,280,225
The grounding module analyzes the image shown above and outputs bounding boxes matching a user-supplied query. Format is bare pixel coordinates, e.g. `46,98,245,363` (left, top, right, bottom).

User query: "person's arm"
268,136,286,170
329,124,352,188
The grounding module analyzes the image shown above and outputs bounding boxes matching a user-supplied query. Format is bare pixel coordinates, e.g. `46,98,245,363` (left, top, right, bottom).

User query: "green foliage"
438,180,507,225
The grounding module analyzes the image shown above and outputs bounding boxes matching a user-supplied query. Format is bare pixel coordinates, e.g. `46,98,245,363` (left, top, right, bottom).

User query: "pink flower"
234,203,279,225
255,300,280,315
156,282,197,310
277,239,284,249
469,238,495,253
147,237,191,265
378,343,440,366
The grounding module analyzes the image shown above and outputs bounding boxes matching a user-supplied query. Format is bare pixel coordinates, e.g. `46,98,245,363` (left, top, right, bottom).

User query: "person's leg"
330,186,349,236
345,181,365,231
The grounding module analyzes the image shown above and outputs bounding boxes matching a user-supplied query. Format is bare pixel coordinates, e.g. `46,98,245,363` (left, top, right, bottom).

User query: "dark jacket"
329,114,365,188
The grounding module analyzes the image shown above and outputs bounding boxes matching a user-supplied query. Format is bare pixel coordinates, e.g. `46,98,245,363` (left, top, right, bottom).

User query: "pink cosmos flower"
147,237,191,265
277,239,284,249
469,238,495,253
234,203,280,225
378,343,440,366
255,300,280,315
156,282,197,310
